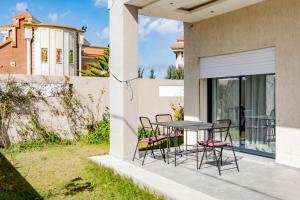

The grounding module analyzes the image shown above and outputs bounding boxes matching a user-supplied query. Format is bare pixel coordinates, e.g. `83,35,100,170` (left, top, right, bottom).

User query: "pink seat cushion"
144,135,167,143
198,140,231,147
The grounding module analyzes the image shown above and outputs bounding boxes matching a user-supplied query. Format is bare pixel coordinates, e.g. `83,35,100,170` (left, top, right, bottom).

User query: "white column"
26,39,32,75
78,35,84,77
25,28,33,75
109,0,139,160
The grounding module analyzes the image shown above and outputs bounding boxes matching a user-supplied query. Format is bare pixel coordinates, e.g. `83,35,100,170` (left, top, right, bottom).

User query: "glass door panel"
212,78,240,147
241,75,275,154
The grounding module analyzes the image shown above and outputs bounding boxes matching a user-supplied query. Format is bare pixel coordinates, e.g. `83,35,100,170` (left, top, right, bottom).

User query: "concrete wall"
0,75,183,144
138,79,183,121
184,0,300,167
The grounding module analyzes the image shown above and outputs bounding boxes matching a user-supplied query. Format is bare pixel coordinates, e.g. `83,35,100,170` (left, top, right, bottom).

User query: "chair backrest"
155,114,173,135
139,116,155,138
212,119,232,142
155,114,173,123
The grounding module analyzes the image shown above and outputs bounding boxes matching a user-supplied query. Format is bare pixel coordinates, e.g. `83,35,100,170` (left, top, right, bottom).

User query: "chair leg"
198,146,207,170
164,139,170,164
168,137,171,152
220,148,223,166
213,148,221,175
177,136,183,157
231,145,239,172
213,149,217,161
158,141,166,162
132,142,139,161
150,143,156,159
142,144,149,166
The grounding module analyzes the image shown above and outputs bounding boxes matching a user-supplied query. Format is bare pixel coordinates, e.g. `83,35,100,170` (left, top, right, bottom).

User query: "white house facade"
26,25,84,76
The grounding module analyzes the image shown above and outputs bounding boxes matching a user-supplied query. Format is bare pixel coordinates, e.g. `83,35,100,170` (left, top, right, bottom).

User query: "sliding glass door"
210,74,276,157
212,78,240,146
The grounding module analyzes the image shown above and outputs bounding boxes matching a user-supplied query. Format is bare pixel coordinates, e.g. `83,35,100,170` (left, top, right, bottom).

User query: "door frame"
207,74,276,158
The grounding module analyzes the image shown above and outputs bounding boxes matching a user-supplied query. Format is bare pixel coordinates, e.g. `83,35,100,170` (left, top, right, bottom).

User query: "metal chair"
198,119,239,175
155,114,183,164
132,116,166,165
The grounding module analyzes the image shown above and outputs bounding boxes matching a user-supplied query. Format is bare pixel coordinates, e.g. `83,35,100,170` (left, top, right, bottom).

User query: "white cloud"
47,10,71,22
96,26,109,40
61,10,71,17
15,2,28,12
94,0,107,7
139,16,183,38
47,13,58,22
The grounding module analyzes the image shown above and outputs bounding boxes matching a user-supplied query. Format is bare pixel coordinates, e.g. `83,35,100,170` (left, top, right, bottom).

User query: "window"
41,48,48,63
56,49,62,64
69,49,74,64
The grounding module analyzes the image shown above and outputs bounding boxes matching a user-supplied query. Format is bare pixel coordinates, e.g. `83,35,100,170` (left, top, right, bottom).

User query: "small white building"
171,36,184,68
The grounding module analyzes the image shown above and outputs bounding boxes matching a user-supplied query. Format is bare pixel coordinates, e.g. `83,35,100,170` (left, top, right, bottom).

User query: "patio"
92,149,300,200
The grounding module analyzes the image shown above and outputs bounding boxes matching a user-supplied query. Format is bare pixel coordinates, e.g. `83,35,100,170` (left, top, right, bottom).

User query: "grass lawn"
0,143,164,200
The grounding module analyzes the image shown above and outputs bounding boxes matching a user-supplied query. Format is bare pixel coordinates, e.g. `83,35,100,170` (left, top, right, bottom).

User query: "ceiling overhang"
125,0,264,23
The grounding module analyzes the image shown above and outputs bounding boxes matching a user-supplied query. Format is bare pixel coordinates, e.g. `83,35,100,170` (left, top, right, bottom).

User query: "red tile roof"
0,38,12,49
12,11,40,23
82,45,108,57
171,35,184,50
0,23,14,29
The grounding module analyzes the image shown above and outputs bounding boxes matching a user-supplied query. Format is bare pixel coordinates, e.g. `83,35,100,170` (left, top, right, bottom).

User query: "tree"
149,69,156,79
165,65,176,79
138,67,144,78
81,49,109,77
165,65,184,80
176,65,184,80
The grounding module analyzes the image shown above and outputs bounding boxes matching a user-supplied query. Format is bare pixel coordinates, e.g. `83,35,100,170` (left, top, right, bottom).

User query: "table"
152,121,216,168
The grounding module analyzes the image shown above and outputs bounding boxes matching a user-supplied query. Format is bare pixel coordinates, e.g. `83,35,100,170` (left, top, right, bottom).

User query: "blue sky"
0,0,183,78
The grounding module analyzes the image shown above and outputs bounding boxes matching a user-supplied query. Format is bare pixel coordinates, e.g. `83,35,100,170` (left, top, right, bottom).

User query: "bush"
46,131,62,144
138,127,152,140
171,103,184,121
85,119,110,144
4,131,74,153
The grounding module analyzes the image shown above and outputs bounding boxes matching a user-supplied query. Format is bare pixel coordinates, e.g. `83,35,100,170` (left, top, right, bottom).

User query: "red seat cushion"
198,140,231,147
143,135,167,144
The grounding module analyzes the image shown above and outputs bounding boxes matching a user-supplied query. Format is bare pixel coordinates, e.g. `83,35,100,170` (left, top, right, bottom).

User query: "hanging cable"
110,71,139,101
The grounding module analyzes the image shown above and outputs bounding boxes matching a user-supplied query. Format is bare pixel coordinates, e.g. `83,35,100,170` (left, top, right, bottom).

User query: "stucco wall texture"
184,0,300,167
185,0,300,128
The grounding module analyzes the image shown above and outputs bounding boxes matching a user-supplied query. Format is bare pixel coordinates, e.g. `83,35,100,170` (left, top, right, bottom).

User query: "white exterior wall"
33,27,79,76
175,51,184,68
183,0,300,168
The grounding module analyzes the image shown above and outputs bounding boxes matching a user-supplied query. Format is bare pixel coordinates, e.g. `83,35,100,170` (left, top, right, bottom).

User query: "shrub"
47,131,62,144
138,127,152,140
4,131,74,153
171,103,184,121
85,119,110,144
